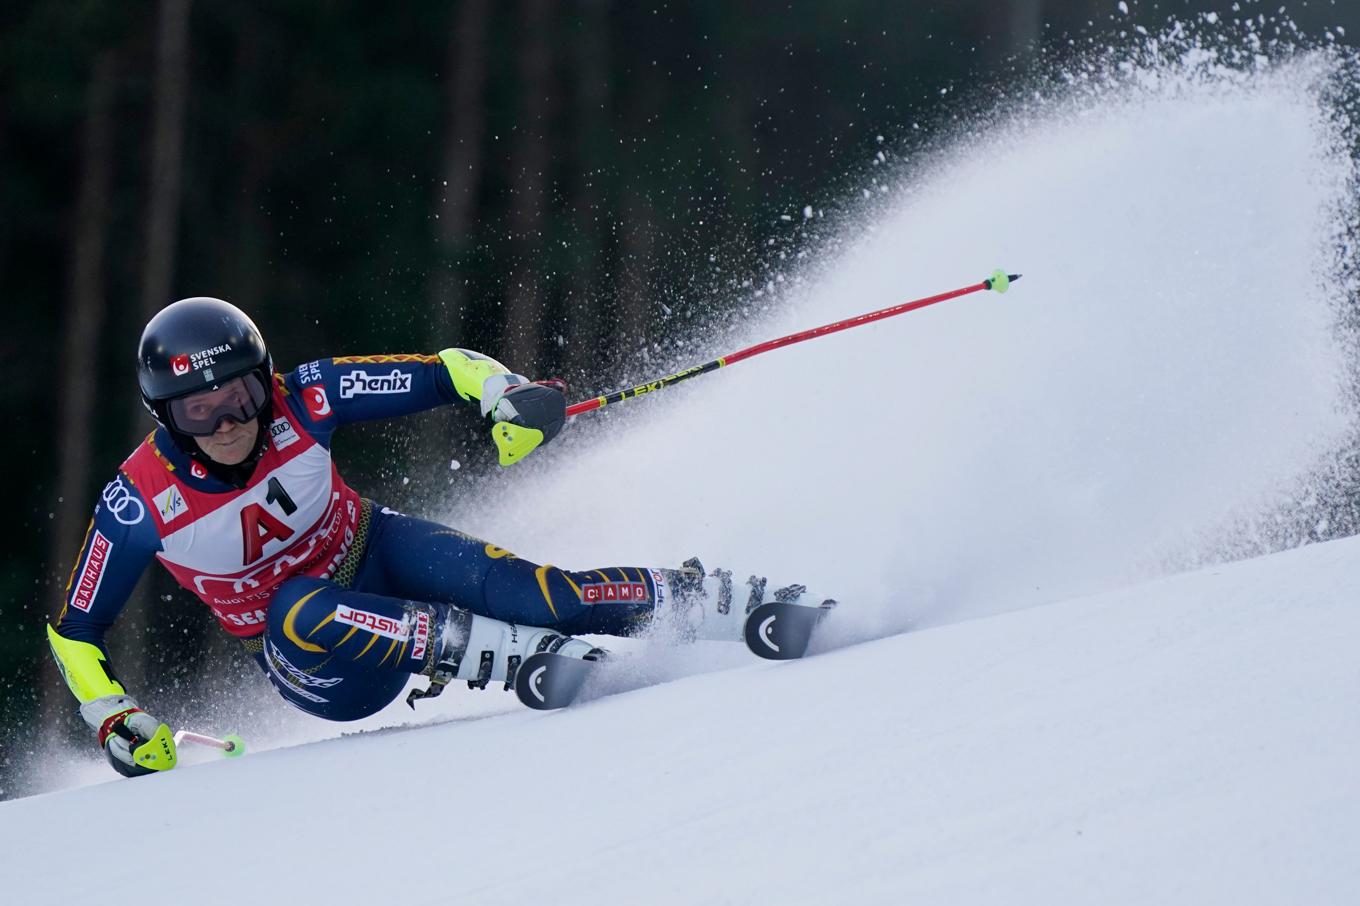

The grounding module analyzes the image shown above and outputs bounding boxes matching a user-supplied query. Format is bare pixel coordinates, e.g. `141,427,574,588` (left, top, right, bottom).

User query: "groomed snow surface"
4,534,1358,903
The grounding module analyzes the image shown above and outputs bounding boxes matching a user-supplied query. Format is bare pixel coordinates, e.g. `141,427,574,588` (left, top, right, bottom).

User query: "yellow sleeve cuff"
437,348,513,403
47,624,127,704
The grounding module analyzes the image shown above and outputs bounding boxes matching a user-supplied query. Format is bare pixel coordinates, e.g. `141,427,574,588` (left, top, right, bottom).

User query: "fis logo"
170,354,191,376
581,582,650,605
339,369,412,399
304,386,332,420
152,485,189,524
335,605,409,641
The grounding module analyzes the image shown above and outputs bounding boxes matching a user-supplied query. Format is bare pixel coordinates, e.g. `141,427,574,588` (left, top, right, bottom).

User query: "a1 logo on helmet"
171,354,191,376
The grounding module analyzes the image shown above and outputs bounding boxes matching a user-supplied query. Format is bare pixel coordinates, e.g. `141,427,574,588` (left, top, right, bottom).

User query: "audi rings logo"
100,476,145,525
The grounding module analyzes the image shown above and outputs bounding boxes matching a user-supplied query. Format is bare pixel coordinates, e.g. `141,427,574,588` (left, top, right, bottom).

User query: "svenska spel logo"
170,354,191,376
304,386,332,420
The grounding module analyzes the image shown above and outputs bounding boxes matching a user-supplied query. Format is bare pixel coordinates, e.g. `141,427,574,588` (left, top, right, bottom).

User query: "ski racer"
48,297,826,777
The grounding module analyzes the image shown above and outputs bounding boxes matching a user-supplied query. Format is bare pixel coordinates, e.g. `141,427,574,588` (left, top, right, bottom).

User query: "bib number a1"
240,477,299,565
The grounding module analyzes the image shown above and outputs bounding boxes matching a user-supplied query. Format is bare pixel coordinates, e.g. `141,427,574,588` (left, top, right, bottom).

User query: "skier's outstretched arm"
48,472,177,777
283,349,566,464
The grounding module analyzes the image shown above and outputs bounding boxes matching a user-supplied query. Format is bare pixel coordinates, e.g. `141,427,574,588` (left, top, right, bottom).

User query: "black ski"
743,600,833,660
514,651,599,710
513,601,831,709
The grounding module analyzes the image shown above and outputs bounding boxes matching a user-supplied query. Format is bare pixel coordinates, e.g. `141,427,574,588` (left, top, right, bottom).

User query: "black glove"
484,378,568,466
488,379,568,443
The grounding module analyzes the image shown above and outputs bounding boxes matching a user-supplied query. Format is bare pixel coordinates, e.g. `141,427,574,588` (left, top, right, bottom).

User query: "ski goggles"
166,372,269,436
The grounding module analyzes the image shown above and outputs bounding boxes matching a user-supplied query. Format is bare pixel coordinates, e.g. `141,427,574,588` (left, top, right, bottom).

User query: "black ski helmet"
137,297,274,434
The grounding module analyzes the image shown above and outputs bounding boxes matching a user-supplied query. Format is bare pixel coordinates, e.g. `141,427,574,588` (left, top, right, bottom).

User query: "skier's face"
192,411,260,464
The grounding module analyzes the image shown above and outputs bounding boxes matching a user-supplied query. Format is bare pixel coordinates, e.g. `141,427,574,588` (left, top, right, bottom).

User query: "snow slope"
8,20,1359,902
5,531,1358,903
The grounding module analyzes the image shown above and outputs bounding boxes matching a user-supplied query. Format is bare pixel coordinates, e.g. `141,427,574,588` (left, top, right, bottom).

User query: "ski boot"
406,609,606,708
652,557,837,651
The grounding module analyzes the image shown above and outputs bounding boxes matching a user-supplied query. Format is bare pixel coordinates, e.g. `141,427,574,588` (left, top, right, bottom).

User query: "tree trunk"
614,54,664,371
565,0,611,386
429,0,492,350
42,49,121,742
228,4,268,314
120,0,193,690
503,0,555,372
137,0,192,334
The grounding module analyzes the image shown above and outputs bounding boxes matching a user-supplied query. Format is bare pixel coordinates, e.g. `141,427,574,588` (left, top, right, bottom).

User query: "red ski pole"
565,269,1020,418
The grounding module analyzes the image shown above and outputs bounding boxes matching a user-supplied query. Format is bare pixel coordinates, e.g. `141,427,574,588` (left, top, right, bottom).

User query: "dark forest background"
3,0,1357,795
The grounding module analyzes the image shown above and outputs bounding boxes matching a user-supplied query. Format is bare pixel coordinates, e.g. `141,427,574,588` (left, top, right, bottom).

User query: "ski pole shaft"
565,270,1020,417
173,729,246,758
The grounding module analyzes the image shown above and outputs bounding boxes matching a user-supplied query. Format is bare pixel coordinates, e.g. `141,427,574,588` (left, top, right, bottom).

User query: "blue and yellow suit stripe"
259,506,660,721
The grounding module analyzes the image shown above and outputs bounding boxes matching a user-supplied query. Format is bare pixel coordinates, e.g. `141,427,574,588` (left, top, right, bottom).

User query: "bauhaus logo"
71,531,112,612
